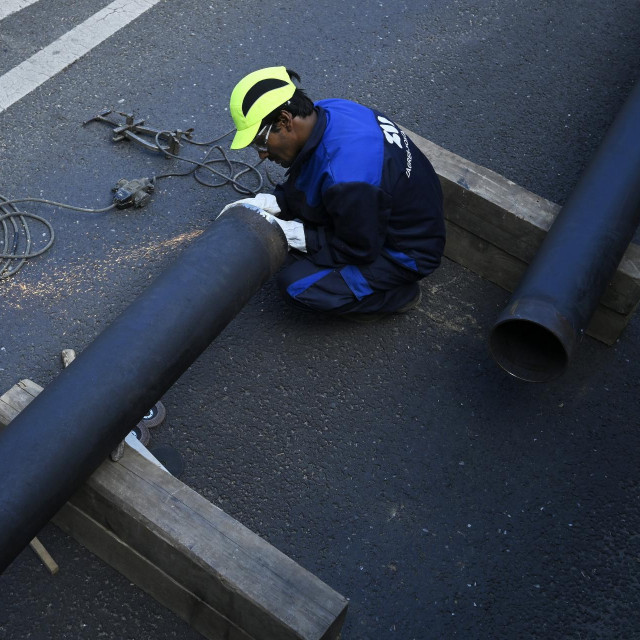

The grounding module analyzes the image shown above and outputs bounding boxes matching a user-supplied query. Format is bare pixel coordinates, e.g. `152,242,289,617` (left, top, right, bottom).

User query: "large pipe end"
489,298,578,382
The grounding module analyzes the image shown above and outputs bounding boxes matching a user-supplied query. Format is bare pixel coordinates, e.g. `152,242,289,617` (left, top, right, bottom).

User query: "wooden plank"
53,502,254,640
405,127,640,324
0,379,39,416
1,382,348,640
443,219,527,293
68,447,347,640
584,299,639,347
18,378,44,399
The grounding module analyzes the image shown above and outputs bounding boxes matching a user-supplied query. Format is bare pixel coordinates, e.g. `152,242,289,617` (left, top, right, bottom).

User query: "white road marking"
0,0,41,21
0,0,162,114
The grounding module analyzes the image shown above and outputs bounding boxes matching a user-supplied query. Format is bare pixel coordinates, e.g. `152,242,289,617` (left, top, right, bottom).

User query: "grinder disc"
140,401,166,428
131,423,151,446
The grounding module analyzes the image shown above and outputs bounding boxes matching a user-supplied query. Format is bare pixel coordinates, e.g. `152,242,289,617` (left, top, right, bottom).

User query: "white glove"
259,211,307,253
219,193,281,217
217,201,306,252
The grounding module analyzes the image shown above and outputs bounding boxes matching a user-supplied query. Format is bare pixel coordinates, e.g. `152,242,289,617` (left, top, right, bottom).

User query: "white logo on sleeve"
377,116,403,148
377,115,413,178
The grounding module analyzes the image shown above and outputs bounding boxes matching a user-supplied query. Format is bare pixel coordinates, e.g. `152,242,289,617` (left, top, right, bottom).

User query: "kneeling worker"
224,66,445,321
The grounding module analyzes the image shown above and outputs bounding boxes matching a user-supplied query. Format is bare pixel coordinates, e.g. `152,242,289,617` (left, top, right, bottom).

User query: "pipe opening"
489,319,569,382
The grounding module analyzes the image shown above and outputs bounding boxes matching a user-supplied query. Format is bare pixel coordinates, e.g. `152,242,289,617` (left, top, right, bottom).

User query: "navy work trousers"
276,253,421,314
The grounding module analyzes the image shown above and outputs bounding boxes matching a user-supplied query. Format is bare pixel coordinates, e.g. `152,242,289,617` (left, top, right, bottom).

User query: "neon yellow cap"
229,66,296,149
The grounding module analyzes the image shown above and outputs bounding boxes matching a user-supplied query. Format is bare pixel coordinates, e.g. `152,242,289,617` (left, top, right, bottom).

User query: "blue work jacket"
274,99,445,277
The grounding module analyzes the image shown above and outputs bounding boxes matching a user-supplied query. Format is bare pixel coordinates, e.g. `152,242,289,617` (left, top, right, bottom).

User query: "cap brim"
230,120,261,150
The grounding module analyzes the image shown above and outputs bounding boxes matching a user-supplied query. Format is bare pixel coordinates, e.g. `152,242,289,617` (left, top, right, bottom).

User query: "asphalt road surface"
1,1,640,639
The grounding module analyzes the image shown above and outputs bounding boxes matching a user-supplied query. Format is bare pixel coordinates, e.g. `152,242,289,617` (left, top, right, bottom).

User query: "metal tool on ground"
83,110,194,155
112,177,155,209
141,401,166,427
0,109,270,279
112,402,167,461
84,107,265,195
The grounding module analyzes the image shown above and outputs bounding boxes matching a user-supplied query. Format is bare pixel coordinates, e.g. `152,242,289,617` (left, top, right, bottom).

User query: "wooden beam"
0,381,347,640
404,128,640,344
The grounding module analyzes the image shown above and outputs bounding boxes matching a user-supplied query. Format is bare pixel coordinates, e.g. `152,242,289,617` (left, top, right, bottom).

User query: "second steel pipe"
489,81,640,382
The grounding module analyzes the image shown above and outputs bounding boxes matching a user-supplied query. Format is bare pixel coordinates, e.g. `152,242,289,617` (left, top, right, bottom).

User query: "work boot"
396,288,422,313
340,288,422,323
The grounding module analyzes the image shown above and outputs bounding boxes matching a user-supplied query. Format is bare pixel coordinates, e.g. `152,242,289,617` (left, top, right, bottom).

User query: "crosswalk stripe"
0,0,162,114
0,0,41,21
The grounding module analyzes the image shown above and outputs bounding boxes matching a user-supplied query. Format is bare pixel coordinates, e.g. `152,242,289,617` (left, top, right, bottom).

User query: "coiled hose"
0,129,271,278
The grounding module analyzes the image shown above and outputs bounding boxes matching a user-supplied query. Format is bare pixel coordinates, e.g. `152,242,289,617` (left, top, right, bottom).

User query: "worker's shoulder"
317,98,379,138
315,99,384,187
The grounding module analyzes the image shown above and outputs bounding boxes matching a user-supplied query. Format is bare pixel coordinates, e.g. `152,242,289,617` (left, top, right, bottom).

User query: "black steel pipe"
490,81,640,382
0,207,287,572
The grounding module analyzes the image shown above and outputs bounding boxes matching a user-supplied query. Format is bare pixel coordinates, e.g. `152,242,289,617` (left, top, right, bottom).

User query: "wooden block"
29,537,59,575
54,502,255,640
62,448,347,640
443,219,527,293
0,379,40,418
404,127,640,340
17,378,44,399
584,299,640,346
1,382,348,640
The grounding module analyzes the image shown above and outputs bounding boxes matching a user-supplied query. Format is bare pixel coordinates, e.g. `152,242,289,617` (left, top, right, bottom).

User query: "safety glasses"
250,123,272,153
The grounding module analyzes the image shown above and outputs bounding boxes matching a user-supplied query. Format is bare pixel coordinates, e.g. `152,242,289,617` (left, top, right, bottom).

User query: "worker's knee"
276,262,354,313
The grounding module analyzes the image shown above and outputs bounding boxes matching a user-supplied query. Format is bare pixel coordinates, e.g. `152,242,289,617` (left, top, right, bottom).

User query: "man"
224,66,445,321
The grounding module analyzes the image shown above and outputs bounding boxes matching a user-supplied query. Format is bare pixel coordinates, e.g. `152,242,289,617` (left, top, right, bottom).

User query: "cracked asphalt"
1,1,640,639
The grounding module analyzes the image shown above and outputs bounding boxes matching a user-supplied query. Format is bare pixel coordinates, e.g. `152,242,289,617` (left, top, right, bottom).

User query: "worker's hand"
258,211,307,253
219,193,281,218
216,199,305,252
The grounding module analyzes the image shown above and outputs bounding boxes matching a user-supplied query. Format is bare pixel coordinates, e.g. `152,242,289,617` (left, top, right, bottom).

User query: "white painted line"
0,0,162,114
0,0,41,21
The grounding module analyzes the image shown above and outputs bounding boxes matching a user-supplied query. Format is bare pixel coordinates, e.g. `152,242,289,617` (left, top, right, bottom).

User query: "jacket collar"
286,105,327,177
